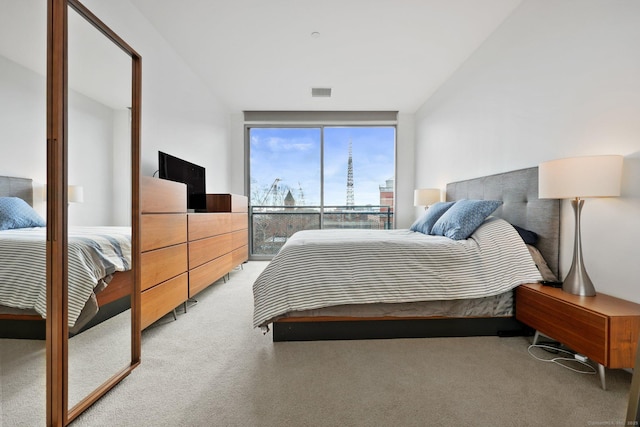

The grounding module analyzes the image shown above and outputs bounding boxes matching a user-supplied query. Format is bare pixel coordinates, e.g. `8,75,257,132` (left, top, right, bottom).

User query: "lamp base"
562,199,596,297
562,265,596,296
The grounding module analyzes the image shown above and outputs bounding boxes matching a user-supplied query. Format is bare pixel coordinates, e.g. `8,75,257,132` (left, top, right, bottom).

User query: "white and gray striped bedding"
0,226,131,327
253,217,542,328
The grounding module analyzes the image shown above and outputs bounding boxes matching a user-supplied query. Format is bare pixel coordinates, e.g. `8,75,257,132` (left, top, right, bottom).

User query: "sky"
249,127,395,207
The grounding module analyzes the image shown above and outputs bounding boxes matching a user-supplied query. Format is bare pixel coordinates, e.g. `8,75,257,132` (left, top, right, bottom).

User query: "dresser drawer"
231,245,248,266
141,176,187,213
141,214,187,252
230,213,247,232
141,273,188,330
188,233,232,269
231,229,248,250
187,213,231,241
189,253,233,297
141,243,188,291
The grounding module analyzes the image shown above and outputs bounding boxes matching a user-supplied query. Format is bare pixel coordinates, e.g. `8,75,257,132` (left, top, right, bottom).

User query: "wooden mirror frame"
47,1,141,425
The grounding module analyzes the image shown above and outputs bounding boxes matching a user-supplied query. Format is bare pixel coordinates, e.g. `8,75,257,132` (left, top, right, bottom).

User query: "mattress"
253,217,541,328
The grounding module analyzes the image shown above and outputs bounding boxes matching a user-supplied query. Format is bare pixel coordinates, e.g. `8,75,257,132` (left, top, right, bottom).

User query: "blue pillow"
0,197,46,230
409,201,455,235
430,199,502,240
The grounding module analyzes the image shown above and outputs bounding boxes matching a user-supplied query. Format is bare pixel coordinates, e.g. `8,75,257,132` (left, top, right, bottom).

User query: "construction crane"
260,178,281,206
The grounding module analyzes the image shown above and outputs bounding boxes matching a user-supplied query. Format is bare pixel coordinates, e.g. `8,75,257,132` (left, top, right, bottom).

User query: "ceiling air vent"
311,87,332,98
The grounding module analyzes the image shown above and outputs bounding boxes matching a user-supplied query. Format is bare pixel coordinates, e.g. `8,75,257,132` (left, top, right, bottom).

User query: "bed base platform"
0,315,46,340
0,295,131,340
0,270,133,340
272,316,533,342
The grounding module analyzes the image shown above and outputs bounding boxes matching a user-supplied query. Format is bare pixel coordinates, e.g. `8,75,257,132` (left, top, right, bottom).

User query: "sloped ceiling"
131,0,522,113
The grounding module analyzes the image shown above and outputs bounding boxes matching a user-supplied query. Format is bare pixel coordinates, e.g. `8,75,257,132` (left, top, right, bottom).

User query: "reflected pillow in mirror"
409,201,455,235
0,197,46,230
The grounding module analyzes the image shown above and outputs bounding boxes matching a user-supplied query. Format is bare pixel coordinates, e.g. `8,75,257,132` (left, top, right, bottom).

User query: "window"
247,121,396,257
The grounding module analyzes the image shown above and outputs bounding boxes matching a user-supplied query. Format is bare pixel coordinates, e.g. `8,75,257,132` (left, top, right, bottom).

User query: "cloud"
264,137,316,152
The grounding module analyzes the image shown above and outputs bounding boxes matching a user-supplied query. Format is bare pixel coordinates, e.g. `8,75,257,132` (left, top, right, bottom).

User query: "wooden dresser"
140,182,248,329
188,194,248,297
140,177,189,330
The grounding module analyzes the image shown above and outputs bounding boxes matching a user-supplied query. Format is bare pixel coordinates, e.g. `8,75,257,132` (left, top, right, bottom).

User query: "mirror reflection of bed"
0,176,133,409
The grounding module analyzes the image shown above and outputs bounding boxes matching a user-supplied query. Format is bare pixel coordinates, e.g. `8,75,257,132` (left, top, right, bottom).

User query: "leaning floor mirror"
50,0,141,424
65,1,141,422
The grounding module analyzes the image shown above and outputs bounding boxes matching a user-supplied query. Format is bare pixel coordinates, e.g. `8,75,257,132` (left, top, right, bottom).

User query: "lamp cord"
527,344,596,375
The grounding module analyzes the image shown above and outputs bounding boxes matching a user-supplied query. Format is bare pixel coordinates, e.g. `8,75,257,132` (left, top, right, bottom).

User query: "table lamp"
414,188,441,209
68,185,84,204
538,155,623,296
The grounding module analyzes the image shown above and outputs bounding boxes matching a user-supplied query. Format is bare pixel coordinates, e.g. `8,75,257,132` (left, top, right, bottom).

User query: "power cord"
527,344,596,375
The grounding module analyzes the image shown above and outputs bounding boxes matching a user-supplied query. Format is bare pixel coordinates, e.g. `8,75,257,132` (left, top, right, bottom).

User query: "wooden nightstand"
516,283,640,389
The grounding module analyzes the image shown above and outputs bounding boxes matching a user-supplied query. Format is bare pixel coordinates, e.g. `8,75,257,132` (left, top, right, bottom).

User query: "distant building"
378,177,394,229
379,177,394,213
284,190,295,208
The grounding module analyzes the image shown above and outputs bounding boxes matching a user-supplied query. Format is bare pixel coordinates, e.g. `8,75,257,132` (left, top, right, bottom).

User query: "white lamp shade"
68,185,84,203
414,188,441,206
539,155,623,199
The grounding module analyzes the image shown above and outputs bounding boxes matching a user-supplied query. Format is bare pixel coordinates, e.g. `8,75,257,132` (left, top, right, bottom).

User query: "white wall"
82,0,231,193
414,0,640,302
395,114,416,228
229,113,245,195
68,90,116,226
0,55,47,216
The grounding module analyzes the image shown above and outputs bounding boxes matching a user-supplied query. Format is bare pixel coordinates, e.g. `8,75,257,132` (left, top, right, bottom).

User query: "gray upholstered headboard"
446,167,560,278
0,175,34,206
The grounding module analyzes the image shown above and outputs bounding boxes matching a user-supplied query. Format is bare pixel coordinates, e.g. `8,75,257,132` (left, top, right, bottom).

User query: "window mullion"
319,126,324,230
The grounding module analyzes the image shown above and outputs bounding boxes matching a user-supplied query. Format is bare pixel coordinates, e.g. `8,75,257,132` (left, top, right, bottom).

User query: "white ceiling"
131,0,523,114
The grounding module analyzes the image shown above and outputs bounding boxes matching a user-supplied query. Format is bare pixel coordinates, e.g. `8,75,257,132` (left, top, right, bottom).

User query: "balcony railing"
250,205,394,256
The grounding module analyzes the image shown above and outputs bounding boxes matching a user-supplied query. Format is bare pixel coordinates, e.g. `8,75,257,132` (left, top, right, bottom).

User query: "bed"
253,167,560,341
0,175,133,339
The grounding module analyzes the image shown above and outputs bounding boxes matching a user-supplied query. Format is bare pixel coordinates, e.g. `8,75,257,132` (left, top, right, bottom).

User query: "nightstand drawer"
516,286,607,365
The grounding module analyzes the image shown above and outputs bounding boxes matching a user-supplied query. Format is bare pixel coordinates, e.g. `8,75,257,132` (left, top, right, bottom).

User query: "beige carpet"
4,261,631,426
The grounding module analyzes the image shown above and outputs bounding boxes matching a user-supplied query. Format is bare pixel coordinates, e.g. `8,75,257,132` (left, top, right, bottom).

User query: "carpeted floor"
73,261,632,427
2,261,633,426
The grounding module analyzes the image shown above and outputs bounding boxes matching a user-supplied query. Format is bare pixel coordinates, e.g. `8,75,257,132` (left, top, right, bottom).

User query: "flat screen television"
158,151,206,211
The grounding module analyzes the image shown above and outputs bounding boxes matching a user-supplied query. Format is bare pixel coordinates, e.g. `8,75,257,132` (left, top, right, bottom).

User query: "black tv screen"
158,151,206,211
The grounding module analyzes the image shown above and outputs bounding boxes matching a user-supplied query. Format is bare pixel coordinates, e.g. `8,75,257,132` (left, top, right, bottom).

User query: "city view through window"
249,126,396,255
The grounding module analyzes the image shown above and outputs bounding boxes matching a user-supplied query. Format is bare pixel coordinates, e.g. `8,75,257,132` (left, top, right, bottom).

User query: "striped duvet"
0,226,131,327
253,217,541,328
